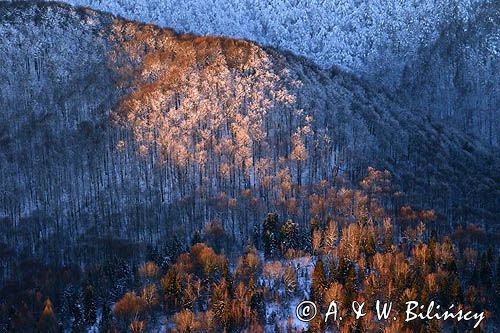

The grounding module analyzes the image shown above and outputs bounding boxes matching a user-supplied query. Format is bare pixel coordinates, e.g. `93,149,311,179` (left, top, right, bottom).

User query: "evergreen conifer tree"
83,285,97,326
263,213,279,259
280,219,299,253
311,260,327,304
99,303,112,333
38,298,58,333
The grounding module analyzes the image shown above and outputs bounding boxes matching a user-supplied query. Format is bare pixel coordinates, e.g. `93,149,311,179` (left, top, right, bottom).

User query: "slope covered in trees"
399,0,500,146
2,169,499,331
49,0,484,88
48,0,498,146
0,2,499,332
0,1,498,269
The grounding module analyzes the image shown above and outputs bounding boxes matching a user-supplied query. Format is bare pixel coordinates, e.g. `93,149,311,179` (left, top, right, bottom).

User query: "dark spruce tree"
83,285,97,326
191,230,202,246
280,219,299,253
99,303,112,333
263,213,280,259
70,296,84,333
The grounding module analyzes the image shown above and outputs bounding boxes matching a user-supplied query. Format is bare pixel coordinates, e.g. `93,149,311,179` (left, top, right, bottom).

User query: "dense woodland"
56,0,482,87
0,2,499,332
55,0,500,144
399,0,499,145
1,169,499,331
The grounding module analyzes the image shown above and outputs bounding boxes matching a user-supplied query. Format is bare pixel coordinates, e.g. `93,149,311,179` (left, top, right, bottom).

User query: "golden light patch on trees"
139,261,159,280
141,284,159,309
130,320,146,333
114,291,146,324
38,298,57,333
173,309,200,333
107,20,302,181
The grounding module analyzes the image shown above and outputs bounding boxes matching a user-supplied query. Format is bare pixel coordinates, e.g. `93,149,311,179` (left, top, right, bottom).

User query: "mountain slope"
45,0,498,146
42,0,486,89
399,0,500,145
0,2,498,266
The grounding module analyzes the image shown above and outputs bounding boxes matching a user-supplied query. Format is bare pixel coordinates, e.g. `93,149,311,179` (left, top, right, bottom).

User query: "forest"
2,168,499,332
0,1,498,332
59,0,500,145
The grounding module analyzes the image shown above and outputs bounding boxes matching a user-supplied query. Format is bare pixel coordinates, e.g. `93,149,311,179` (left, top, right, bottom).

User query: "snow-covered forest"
40,0,500,145
399,0,499,146
0,1,499,332
52,0,481,83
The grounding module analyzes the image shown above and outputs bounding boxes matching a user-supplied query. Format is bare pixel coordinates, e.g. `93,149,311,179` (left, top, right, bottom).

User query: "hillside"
0,2,499,332
43,0,485,89
36,0,498,144
399,0,500,146
0,2,498,268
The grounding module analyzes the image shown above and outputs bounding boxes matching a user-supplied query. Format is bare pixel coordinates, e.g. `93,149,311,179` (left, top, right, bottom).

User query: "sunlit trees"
230,282,252,328
282,265,298,295
190,243,225,283
139,262,159,282
2,5,497,300
104,171,495,330
109,20,299,207
1,2,499,331
311,259,327,304
311,228,322,256
263,261,282,291
141,284,159,311
161,266,183,312
323,218,338,250
211,279,230,330
173,309,199,333
114,292,145,329
38,298,58,333
130,320,146,333
236,246,262,286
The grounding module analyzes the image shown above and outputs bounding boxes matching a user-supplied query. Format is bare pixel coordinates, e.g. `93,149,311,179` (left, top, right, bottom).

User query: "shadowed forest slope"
0,2,498,270
399,0,500,145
